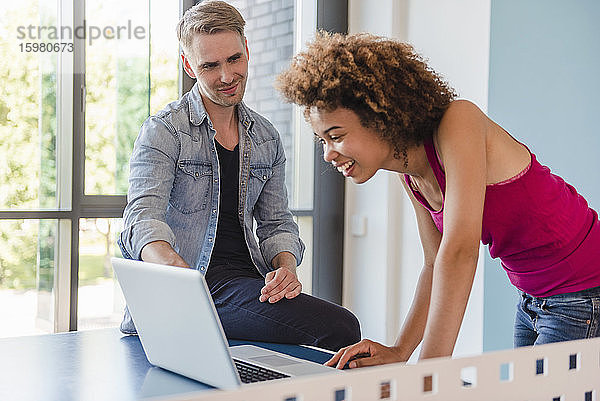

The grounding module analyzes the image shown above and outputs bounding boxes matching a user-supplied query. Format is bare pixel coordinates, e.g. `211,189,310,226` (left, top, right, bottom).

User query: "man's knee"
329,307,361,346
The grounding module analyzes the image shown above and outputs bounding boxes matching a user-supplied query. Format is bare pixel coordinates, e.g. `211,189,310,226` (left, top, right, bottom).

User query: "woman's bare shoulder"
436,99,488,147
444,99,486,121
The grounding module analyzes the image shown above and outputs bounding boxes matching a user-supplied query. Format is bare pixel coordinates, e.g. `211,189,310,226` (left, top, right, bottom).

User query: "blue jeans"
120,262,361,352
207,272,361,352
514,286,600,347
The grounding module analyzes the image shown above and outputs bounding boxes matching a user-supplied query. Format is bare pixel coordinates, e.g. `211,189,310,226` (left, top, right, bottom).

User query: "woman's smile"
334,159,356,176
310,107,398,183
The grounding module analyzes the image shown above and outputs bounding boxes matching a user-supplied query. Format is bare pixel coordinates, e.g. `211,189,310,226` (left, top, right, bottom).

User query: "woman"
276,32,600,369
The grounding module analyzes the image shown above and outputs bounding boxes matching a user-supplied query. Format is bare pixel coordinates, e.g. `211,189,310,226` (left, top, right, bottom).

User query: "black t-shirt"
205,141,260,287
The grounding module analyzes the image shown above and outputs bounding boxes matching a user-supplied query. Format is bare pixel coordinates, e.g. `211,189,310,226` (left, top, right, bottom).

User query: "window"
84,0,178,195
0,0,341,337
0,0,59,210
1,0,65,337
77,218,124,330
0,0,179,336
0,219,60,337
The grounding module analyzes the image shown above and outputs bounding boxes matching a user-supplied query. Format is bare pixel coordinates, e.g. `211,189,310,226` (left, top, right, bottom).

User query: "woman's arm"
326,100,489,368
324,179,442,369
418,100,488,360
393,177,442,361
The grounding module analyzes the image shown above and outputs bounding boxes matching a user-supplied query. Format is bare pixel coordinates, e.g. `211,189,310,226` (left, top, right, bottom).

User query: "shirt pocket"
246,165,273,208
169,160,212,214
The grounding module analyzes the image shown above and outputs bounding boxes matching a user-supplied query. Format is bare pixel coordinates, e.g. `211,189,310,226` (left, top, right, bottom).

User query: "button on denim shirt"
119,83,304,284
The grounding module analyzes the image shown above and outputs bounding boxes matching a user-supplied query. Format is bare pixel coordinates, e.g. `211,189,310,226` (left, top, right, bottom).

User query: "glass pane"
0,219,58,338
84,0,178,195
292,0,317,210
77,218,125,330
0,1,59,210
228,0,314,208
149,0,180,116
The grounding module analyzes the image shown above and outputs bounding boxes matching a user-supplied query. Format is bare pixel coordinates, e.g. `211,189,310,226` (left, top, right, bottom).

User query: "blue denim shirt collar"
188,83,255,134
187,84,207,126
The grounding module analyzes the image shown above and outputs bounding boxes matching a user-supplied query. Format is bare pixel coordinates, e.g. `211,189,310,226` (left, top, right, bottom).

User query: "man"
118,1,360,351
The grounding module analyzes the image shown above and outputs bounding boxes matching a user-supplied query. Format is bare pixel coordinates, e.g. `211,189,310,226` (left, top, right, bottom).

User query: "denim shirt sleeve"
253,130,305,268
119,116,179,260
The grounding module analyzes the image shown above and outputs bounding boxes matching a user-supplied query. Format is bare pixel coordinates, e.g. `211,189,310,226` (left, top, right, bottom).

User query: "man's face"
182,31,248,109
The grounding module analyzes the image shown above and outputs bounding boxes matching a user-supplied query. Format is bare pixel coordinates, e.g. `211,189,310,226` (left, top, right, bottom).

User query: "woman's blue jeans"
514,286,600,347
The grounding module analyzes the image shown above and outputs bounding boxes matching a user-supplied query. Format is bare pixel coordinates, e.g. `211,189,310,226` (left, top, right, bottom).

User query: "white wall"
345,0,491,359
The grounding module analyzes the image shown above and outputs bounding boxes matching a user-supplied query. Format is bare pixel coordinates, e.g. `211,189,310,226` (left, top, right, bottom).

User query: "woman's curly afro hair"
276,31,457,159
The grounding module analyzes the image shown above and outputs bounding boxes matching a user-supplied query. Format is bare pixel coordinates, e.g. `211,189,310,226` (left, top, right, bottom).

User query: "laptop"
111,257,337,389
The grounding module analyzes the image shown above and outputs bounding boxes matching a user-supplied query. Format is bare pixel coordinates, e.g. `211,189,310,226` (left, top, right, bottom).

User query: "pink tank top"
405,137,600,297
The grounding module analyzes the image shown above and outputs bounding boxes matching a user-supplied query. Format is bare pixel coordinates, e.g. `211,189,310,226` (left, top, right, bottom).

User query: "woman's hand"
325,339,405,369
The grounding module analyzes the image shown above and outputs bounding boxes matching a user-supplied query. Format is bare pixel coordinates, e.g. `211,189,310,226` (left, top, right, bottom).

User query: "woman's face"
309,107,396,184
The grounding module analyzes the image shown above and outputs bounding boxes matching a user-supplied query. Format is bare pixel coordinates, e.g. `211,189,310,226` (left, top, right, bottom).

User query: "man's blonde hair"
177,1,246,53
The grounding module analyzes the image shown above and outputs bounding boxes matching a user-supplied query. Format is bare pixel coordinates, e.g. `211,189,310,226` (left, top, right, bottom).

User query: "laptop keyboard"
233,359,290,383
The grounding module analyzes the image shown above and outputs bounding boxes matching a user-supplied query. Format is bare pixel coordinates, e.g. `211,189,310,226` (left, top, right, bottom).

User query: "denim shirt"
119,83,304,277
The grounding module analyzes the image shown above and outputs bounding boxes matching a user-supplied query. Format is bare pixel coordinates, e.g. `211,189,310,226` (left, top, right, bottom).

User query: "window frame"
0,0,347,333
311,0,348,304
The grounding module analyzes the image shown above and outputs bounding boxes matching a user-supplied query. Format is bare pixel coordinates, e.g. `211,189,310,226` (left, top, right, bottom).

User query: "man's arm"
120,116,181,262
252,128,305,269
140,240,189,268
271,251,297,272
251,126,305,302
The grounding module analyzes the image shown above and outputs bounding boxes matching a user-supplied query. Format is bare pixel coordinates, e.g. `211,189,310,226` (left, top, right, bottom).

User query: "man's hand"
140,240,190,268
260,252,301,303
